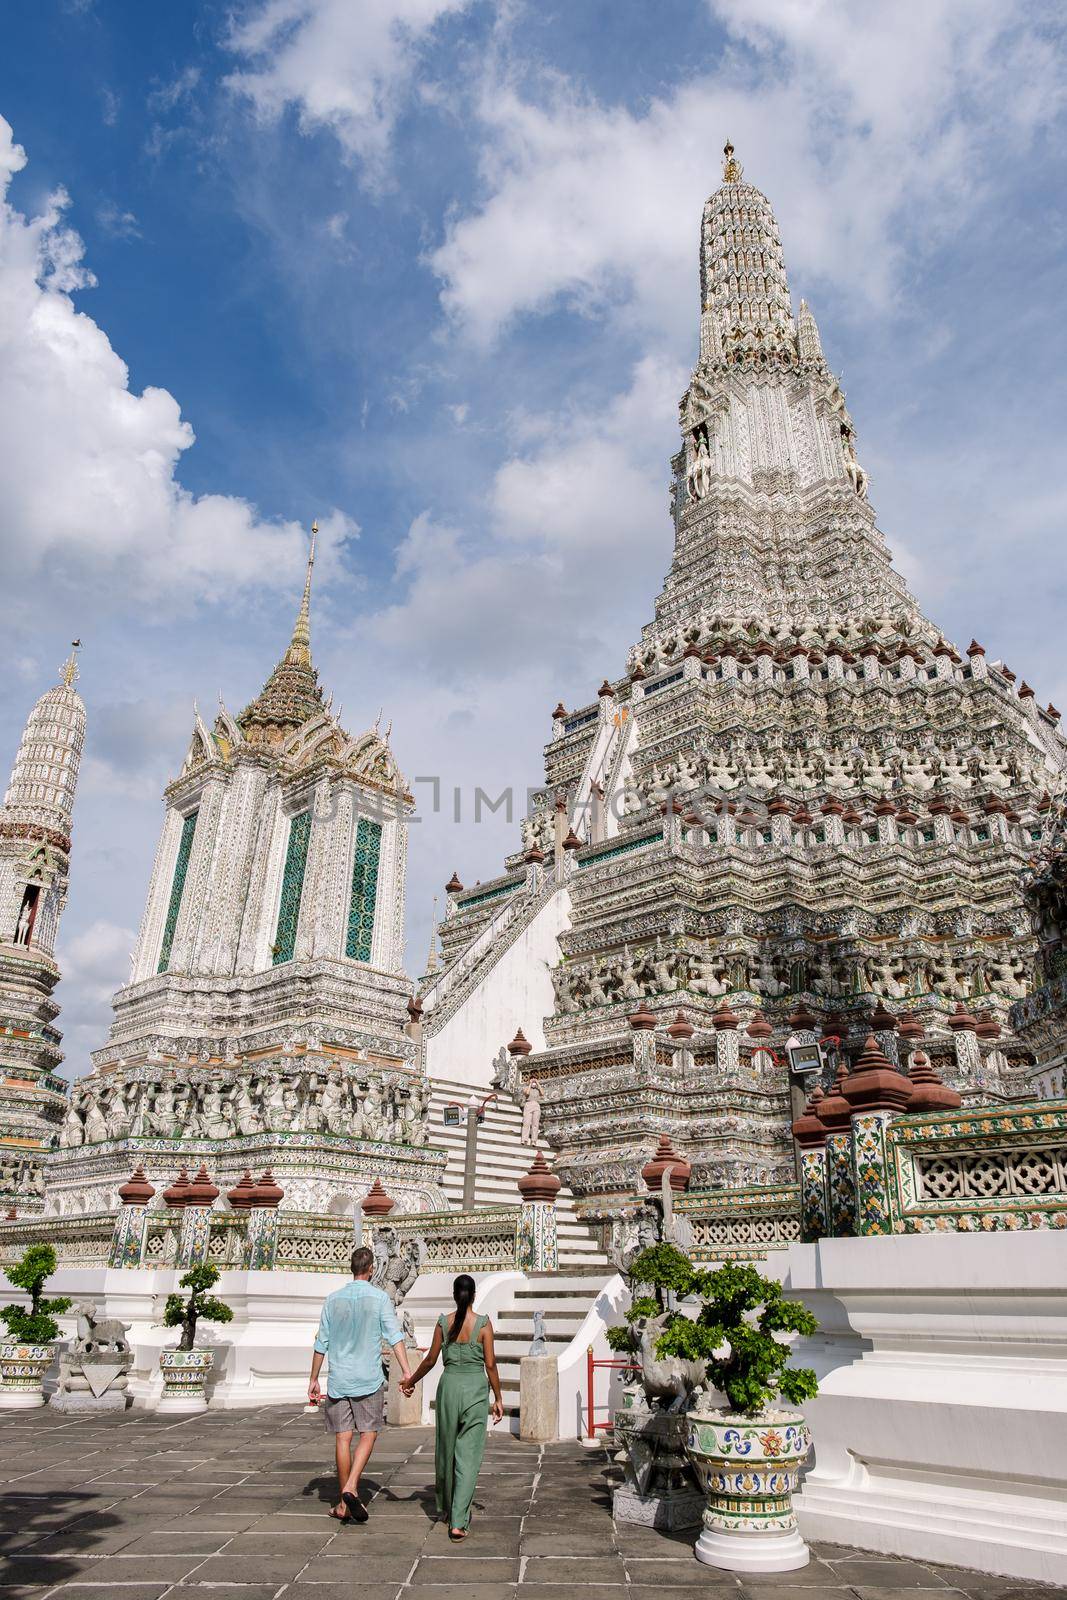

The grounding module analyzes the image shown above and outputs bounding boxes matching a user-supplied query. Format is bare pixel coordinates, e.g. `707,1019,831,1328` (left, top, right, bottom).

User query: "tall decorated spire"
238,522,324,748
698,139,796,369
2,642,86,846
0,647,86,1207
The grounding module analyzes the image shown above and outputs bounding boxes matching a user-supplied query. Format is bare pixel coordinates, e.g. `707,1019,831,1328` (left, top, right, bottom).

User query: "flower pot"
685,1407,811,1571
0,1340,56,1409
157,1348,214,1414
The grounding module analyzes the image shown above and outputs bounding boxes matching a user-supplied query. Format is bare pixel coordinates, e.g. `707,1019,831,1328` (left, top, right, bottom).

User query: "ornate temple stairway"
425,1075,609,1268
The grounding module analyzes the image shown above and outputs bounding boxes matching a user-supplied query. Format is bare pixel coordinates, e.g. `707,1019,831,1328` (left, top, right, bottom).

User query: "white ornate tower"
0,647,85,1212
44,533,444,1219
425,145,1067,1220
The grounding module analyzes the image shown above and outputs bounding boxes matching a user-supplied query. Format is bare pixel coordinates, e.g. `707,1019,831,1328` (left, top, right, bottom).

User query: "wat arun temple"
1,144,1066,1574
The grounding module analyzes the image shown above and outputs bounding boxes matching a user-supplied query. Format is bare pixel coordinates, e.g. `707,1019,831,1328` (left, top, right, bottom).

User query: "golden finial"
285,523,317,666
61,640,81,688
723,140,742,183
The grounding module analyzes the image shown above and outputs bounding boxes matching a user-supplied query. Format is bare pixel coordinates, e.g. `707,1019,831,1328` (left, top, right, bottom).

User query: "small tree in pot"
635,1251,820,1573
162,1263,233,1351
157,1263,233,1414
0,1243,72,1409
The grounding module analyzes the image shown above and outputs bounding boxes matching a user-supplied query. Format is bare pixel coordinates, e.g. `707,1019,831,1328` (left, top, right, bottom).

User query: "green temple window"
272,809,312,965
346,817,382,962
157,810,198,973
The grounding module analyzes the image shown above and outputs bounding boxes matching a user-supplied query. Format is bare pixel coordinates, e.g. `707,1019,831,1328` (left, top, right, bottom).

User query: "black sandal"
342,1491,369,1523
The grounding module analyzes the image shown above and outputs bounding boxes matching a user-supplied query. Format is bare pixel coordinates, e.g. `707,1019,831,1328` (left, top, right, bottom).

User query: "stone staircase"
492,1266,613,1424
424,1075,614,1423
426,1075,609,1270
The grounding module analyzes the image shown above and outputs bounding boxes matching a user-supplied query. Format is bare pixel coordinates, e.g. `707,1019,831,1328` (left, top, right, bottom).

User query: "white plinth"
0,1390,46,1410
695,1525,809,1572
155,1392,208,1415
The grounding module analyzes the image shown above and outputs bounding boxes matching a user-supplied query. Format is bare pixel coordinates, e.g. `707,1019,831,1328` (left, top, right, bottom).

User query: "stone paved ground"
0,1407,1061,1600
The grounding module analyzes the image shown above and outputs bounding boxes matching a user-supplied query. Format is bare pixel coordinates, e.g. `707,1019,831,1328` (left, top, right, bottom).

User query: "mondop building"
1,147,1066,1579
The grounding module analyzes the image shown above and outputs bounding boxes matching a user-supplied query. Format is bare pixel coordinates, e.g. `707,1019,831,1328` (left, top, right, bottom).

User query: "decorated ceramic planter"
0,1340,56,1409
157,1348,214,1414
685,1407,811,1571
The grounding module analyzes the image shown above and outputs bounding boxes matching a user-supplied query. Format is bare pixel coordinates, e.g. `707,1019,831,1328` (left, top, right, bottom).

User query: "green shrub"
162,1263,233,1352
652,1258,818,1416
1,1243,71,1344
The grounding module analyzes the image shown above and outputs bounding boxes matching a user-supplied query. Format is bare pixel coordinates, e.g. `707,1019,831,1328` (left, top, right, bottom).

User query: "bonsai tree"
606,1241,696,1357
610,1243,819,1416
162,1263,233,1352
1,1243,72,1344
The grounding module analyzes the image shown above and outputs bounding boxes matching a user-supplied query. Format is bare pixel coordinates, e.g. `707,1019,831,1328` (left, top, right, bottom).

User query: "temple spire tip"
722,139,742,183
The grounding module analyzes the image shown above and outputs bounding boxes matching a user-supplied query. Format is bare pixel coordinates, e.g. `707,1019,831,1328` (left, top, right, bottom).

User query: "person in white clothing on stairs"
520,1079,542,1145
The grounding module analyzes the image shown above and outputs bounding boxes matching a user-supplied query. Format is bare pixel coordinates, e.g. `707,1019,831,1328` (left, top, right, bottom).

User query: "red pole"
587,1345,594,1439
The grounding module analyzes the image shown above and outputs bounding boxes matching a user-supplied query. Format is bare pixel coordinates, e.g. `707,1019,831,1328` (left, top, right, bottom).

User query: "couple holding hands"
310,1253,504,1542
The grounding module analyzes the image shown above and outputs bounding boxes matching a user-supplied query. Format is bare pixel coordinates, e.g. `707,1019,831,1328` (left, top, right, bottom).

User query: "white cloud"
431,0,1066,344
0,115,352,606
368,355,681,681
59,918,137,1013
225,0,473,181
96,201,141,239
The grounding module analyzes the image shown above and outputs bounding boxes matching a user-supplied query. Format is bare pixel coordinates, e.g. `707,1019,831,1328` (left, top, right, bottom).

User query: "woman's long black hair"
448,1274,476,1343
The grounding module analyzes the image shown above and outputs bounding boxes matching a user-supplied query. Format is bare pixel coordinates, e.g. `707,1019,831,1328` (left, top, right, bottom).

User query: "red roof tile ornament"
252,1168,285,1209
821,1013,846,1041
793,806,814,827
508,1028,533,1056
4,1207,15,1221
928,796,950,815
1019,681,1035,700
792,1086,829,1149
186,1163,220,1207
932,638,952,658
788,1002,817,1032
842,804,863,825
642,1133,691,1192
768,798,792,816
667,1011,695,1040
816,1064,853,1132
163,1166,193,1208
1046,705,1061,724
906,1050,962,1113
898,1013,925,1041
597,679,615,697
947,1003,978,1033
966,640,985,657
974,1010,1002,1040
683,642,703,659
950,805,970,826
842,1035,913,1115
711,1000,739,1030
747,1014,773,1041
873,798,897,817
524,843,546,864
628,1000,656,1031
821,796,844,815
896,804,918,825
517,1150,561,1204
552,701,568,720
868,1001,898,1033
360,1178,393,1217
118,1164,155,1206
562,828,582,852
630,662,646,680
445,871,463,895
226,1170,258,1210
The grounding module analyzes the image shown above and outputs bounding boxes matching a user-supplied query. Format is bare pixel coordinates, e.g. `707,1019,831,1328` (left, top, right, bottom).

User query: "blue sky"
0,0,1065,1071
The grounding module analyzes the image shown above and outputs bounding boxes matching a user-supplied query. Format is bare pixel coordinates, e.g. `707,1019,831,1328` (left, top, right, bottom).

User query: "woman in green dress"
401,1274,505,1540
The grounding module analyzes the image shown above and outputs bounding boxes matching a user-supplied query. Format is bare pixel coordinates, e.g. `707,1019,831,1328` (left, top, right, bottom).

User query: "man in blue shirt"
309,1245,413,1523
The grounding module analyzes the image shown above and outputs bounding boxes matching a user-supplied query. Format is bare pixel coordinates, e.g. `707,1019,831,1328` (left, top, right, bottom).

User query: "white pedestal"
694,1526,809,1572
0,1390,45,1410
155,1393,208,1415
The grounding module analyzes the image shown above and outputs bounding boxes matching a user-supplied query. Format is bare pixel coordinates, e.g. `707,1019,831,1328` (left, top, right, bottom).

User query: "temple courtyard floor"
0,1407,1060,1600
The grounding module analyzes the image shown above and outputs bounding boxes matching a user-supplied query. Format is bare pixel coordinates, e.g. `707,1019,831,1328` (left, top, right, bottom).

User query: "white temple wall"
785,1232,1067,1584
424,886,572,1088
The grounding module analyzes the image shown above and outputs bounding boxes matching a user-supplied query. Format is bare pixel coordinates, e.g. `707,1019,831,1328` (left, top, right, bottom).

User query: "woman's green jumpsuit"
434,1312,489,1530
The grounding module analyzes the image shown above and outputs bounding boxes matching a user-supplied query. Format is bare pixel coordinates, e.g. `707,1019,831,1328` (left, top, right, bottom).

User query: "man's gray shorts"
323,1385,385,1435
